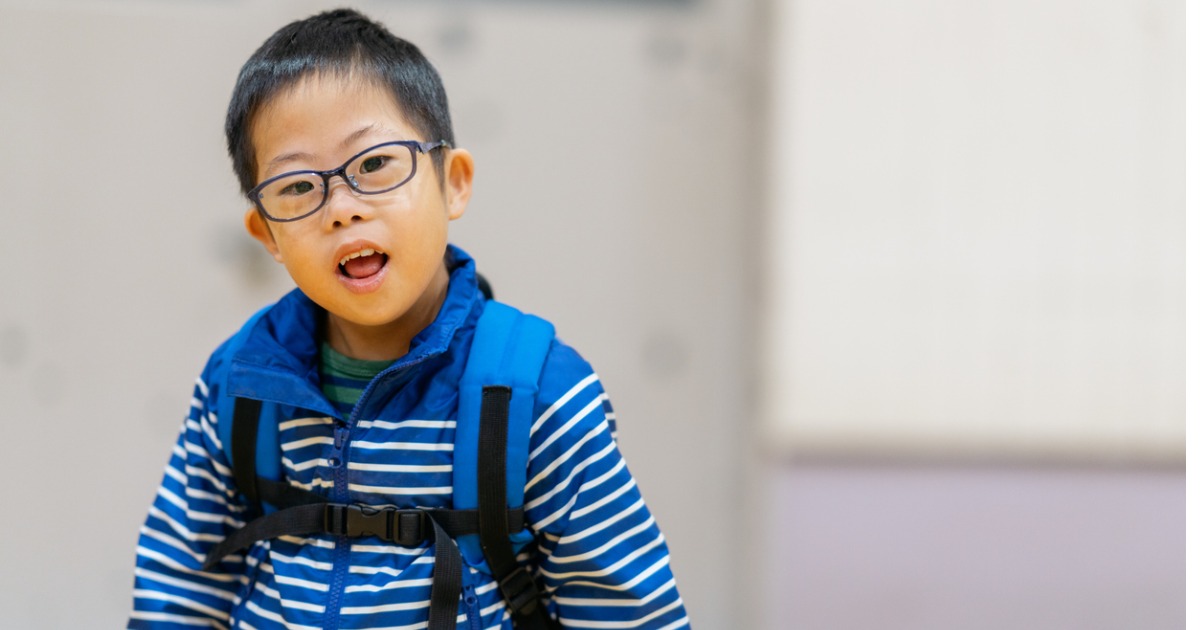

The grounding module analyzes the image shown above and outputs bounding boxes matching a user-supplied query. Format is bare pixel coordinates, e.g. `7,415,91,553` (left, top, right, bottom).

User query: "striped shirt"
129,246,689,630
319,343,391,417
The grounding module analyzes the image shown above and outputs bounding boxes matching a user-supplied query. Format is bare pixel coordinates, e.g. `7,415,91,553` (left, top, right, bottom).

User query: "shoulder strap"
227,396,303,516
453,301,554,559
231,397,264,515
455,301,558,629
219,383,284,516
215,306,285,515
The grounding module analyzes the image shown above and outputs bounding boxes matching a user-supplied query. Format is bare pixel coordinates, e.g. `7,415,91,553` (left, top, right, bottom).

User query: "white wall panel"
764,0,1183,461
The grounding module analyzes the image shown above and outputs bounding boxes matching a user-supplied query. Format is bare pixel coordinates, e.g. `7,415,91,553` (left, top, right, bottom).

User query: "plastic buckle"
324,504,393,539
498,568,540,615
347,505,393,539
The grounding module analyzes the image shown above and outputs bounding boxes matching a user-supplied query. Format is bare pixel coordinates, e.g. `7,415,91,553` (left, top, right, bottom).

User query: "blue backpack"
203,300,560,630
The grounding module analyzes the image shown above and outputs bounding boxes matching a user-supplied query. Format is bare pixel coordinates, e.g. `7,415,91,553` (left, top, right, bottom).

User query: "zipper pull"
462,584,482,630
333,423,349,450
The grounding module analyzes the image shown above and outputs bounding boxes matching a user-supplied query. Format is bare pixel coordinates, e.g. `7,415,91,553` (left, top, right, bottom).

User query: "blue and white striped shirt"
129,247,689,630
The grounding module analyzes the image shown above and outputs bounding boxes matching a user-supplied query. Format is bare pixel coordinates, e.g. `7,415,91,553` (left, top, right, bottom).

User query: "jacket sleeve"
128,365,248,630
524,341,690,629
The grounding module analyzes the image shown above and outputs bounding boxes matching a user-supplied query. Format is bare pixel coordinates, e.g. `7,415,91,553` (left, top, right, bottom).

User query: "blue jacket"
129,246,689,630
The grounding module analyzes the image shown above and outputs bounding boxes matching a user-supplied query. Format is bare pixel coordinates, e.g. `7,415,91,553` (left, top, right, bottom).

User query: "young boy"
128,9,688,630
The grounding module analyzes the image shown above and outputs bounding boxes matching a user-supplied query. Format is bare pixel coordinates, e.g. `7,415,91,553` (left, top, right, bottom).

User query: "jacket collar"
227,244,483,415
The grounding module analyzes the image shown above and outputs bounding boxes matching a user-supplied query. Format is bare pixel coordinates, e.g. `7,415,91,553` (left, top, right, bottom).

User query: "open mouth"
338,247,389,280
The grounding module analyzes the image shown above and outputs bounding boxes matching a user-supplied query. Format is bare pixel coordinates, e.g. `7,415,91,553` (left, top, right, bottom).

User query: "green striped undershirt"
319,343,393,417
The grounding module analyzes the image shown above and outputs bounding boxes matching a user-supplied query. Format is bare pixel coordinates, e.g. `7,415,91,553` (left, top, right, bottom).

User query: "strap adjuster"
498,567,541,615
394,510,428,545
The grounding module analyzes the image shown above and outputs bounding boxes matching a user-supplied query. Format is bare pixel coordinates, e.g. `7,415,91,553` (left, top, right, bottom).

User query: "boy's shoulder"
475,299,605,399
539,337,602,396
197,288,316,397
467,297,605,408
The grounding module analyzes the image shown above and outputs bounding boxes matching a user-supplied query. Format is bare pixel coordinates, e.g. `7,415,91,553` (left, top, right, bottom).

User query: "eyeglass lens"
257,144,417,220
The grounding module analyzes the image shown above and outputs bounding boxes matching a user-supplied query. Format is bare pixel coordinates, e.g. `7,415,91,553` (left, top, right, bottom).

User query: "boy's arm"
524,341,690,629
128,369,247,629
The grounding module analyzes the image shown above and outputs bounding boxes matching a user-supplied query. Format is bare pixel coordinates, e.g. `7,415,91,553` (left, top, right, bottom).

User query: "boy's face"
244,74,473,347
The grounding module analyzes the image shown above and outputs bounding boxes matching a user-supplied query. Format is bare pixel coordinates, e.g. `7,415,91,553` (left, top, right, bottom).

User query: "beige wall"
0,1,758,626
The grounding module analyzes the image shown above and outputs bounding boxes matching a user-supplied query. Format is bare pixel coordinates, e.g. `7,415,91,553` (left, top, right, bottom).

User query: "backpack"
201,298,560,630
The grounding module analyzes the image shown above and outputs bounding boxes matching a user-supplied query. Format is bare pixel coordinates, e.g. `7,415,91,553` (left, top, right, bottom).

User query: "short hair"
226,8,455,195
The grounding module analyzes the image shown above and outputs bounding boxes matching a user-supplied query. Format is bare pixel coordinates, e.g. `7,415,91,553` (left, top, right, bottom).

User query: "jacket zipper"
323,417,353,630
322,359,430,630
462,584,482,630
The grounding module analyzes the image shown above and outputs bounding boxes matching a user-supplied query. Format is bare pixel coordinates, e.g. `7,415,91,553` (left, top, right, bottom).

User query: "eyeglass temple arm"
417,140,450,153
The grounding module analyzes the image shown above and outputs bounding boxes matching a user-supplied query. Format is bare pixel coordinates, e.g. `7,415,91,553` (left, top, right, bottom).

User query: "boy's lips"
335,242,389,291
339,248,387,278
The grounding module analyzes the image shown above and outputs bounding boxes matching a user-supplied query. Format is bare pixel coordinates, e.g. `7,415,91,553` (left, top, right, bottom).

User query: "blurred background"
0,0,1184,628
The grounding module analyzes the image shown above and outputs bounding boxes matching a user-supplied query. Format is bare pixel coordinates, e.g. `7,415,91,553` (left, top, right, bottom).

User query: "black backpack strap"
231,397,331,514
231,397,263,516
427,516,463,630
203,503,519,630
204,502,524,570
222,355,555,629
479,386,560,629
214,393,526,630
476,272,494,301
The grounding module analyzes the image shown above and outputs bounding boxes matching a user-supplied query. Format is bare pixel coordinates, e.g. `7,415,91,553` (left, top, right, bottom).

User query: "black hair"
225,8,455,194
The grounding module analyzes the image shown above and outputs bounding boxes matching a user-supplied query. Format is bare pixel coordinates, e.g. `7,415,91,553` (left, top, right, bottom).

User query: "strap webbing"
222,396,518,630
204,503,522,630
204,501,525,570
478,386,559,629
428,517,462,630
231,398,263,514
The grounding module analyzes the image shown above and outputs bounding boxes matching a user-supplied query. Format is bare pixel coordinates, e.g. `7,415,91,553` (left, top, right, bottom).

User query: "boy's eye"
359,155,390,174
279,179,317,196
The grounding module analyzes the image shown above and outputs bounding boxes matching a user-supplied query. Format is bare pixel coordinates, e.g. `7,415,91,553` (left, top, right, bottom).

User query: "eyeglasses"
248,140,449,222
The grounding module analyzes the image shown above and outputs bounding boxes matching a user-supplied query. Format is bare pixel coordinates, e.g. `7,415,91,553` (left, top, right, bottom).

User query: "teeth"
339,248,377,267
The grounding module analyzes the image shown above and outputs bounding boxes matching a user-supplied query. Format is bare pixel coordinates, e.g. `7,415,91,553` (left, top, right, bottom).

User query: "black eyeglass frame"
247,139,450,223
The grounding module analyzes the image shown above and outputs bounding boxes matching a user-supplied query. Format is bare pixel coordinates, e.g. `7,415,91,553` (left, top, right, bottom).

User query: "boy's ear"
244,208,283,262
443,147,474,221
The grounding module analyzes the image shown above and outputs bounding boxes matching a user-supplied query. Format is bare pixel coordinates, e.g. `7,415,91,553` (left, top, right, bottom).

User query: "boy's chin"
325,304,408,330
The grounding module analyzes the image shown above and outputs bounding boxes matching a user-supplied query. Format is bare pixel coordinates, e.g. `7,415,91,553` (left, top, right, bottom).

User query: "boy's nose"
323,176,373,228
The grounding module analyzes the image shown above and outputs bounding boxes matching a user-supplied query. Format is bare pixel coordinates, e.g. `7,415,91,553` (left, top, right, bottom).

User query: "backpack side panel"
454,300,555,567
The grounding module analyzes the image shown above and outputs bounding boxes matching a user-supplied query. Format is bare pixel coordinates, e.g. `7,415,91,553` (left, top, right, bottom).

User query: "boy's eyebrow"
341,124,382,148
266,125,386,171
267,151,317,171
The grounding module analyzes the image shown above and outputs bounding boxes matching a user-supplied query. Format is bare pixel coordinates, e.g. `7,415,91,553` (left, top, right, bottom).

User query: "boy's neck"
324,263,450,362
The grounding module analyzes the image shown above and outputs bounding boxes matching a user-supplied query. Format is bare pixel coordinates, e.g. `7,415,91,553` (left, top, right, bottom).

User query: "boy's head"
233,9,475,358
226,8,455,195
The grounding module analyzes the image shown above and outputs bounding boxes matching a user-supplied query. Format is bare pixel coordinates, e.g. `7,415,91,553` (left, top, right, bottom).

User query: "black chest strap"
203,499,525,569
212,394,559,630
